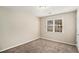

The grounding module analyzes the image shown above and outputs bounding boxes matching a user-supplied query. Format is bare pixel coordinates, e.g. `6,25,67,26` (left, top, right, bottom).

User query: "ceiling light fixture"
39,6,48,9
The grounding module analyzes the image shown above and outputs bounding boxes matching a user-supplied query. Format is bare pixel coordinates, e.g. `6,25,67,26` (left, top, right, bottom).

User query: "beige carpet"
1,38,78,53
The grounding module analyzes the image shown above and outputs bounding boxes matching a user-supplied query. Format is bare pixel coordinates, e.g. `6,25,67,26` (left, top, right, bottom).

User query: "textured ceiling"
1,6,78,17
33,6,78,17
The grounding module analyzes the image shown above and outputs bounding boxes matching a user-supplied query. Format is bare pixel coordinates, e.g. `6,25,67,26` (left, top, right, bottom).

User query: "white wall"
76,9,79,50
40,11,76,45
0,7,40,52
77,9,79,35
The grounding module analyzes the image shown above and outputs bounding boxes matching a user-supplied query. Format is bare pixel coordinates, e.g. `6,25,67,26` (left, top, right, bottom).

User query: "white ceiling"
1,6,78,17
33,6,78,17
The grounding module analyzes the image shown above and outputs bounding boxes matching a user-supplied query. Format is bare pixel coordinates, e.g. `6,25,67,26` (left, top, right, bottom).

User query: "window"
55,20,62,32
47,19,62,32
47,20,53,32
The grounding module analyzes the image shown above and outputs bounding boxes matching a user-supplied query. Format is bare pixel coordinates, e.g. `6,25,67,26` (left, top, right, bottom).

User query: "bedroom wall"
76,9,79,50
40,11,76,45
0,7,40,52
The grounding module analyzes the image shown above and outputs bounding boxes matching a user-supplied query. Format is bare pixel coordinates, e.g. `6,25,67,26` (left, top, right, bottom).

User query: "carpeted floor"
1,38,78,53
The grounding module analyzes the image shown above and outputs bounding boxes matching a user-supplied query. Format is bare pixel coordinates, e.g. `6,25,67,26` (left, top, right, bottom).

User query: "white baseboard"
0,37,39,52
40,37,76,46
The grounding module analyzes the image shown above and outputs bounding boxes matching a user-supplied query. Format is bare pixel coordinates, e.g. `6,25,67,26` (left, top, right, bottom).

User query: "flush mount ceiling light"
39,6,47,8
38,6,48,9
